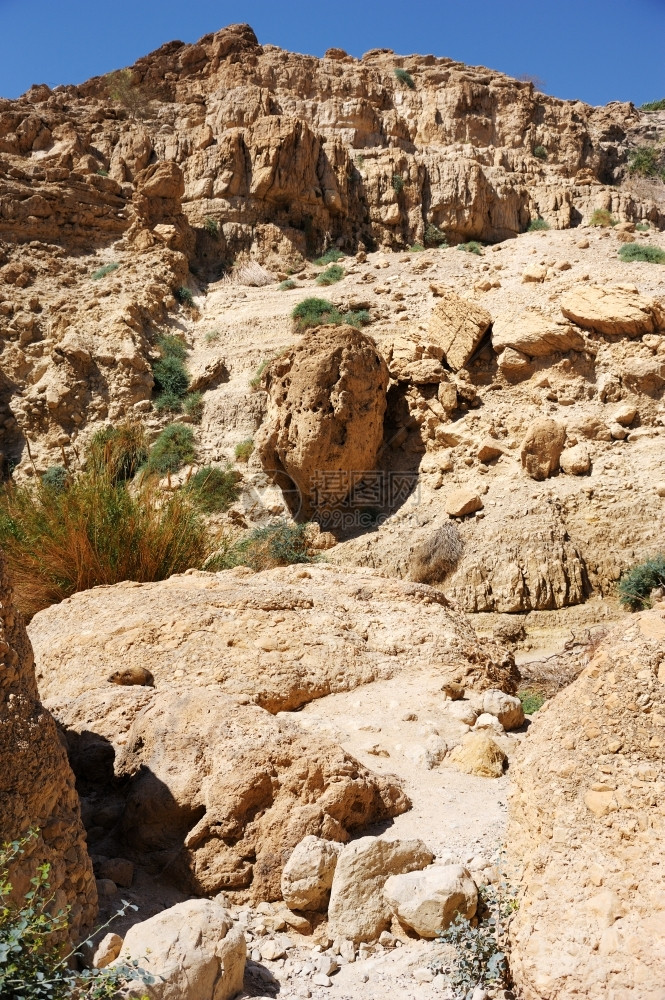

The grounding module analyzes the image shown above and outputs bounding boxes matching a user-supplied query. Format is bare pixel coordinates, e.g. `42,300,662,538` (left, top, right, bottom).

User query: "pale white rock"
312,973,332,987
612,403,637,426
261,939,286,961
92,932,123,969
560,444,591,476
492,309,585,357
281,836,344,912
384,864,478,938
474,712,504,733
478,690,525,730
114,899,246,1000
446,701,479,726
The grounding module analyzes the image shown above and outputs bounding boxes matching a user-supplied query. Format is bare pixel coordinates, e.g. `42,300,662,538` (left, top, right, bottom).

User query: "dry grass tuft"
410,523,464,584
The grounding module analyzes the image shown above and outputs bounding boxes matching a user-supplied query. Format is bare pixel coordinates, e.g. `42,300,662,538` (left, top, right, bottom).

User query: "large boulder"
31,564,520,710
426,288,492,371
560,285,664,337
327,836,434,942
0,553,96,941
508,608,665,1000
116,899,246,1000
281,835,343,912
492,309,585,357
256,325,389,515
384,864,478,938
520,419,566,480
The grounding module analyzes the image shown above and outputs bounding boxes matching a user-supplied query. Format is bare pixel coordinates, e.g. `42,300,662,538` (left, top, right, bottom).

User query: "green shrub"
185,466,240,513
105,68,151,119
183,391,204,422
458,241,484,255
292,298,370,332
279,279,296,290
0,830,151,1000
314,248,345,266
91,262,119,281
618,243,665,264
533,145,548,160
528,217,550,231
589,208,617,227
41,466,69,492
343,309,371,328
392,173,404,193
157,334,188,360
205,329,220,343
87,423,148,483
0,466,209,618
175,286,194,307
153,354,190,399
96,168,109,177
640,98,665,111
354,154,365,168
147,424,196,475
394,68,415,90
519,689,546,714
636,222,650,232
234,438,254,463
154,390,183,413
203,216,219,238
424,223,448,247
618,555,665,610
628,146,661,177
211,521,313,572
409,243,425,252
316,264,344,286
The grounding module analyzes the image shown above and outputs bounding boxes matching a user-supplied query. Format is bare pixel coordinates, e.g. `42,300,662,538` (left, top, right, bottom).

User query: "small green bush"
354,154,365,168
314,248,345,266
279,279,296,290
458,241,484,255
204,216,219,238
589,208,617,227
157,334,188,360
87,423,148,483
392,173,404,193
234,438,254,463
394,68,416,90
636,222,650,232
640,98,665,111
519,689,546,714
185,466,240,513
343,309,371,328
528,217,550,231
154,390,183,413
409,243,425,252
292,297,370,332
628,146,661,178
147,424,196,475
618,554,665,610
316,264,344,286
41,466,69,492
533,145,548,160
91,262,119,281
153,354,190,398
175,285,194,307
212,521,313,572
424,223,447,247
183,391,204,422
618,243,665,264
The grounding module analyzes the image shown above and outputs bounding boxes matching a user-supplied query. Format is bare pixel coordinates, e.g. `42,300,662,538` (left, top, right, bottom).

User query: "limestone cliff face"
0,551,96,939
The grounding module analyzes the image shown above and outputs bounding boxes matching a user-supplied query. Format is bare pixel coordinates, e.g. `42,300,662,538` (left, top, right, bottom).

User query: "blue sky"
0,0,662,107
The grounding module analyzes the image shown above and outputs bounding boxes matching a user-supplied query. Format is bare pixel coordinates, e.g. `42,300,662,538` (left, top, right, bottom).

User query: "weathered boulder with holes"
281,835,344,912
560,285,665,337
384,864,478,938
256,325,389,515
492,308,586,357
0,553,96,942
116,899,246,1000
426,288,492,371
328,837,434,942
520,419,566,480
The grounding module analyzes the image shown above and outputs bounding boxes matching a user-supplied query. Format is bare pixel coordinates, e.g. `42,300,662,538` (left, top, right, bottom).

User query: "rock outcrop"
426,289,492,371
560,285,665,337
0,552,96,939
520,418,566,481
508,608,665,1000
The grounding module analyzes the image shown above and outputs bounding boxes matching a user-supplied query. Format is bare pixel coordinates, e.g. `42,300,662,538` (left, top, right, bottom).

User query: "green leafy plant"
292,297,370,332
175,286,194,307
147,423,196,475
0,830,151,1000
316,264,344,286
183,391,204,423
185,466,240,513
96,169,109,178
533,145,548,160
354,154,365,168
91,262,119,281
628,146,662,178
203,216,219,238
152,335,190,411
458,241,484,255
636,222,650,232
394,68,416,90
392,173,404,193
589,208,617,227
409,243,425,252
618,243,665,264
234,439,254,463
618,555,665,610
343,309,371,328
640,97,665,112
519,689,546,714
279,279,296,290
40,466,69,493
528,217,550,231
314,248,345,266
210,521,314,572
87,423,148,483
424,223,448,247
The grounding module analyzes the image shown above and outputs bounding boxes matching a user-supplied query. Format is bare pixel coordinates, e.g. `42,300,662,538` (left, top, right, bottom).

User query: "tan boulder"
426,288,492,371
0,553,96,942
328,837,434,942
611,403,637,427
474,689,525,730
492,309,585,357
116,899,246,1000
560,285,664,337
521,265,547,283
281,835,344,912
380,333,448,383
384,864,478,938
498,346,532,378
508,609,665,1000
449,732,506,778
256,325,388,514
445,488,483,517
477,439,503,463
560,443,591,475
520,419,566,480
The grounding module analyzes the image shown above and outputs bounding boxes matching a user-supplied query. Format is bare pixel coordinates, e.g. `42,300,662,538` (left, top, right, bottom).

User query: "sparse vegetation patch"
292,297,370,332
147,423,196,475
175,285,194,307
279,279,296,290
618,243,665,264
204,216,219,238
533,145,548,160
618,554,665,610
528,217,550,231
314,248,345,266
185,465,240,513
519,689,546,714
628,146,663,178
211,521,314,572
234,438,254,463
91,262,119,281
640,97,665,111
316,264,344,286
457,241,484,255
394,68,416,90
589,208,617,227
392,173,404,193
424,223,448,247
